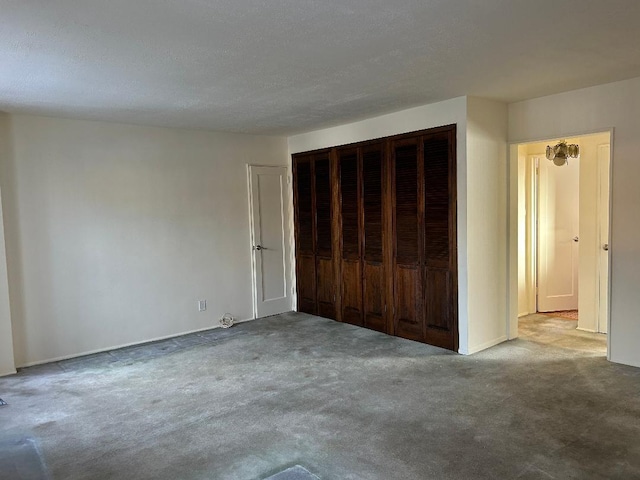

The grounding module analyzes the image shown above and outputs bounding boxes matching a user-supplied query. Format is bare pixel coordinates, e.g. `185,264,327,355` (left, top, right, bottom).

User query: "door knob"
573,236,579,242
603,243,609,251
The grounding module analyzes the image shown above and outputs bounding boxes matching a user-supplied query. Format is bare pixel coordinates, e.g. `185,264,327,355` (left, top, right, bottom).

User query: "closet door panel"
395,266,423,341
363,263,385,332
314,157,333,258
392,141,423,340
339,150,360,259
424,134,451,269
317,257,336,319
363,147,383,263
362,145,386,333
341,260,363,325
423,129,457,350
293,156,316,314
297,255,317,314
394,144,420,265
314,155,335,319
425,268,452,330
339,149,363,326
294,159,314,255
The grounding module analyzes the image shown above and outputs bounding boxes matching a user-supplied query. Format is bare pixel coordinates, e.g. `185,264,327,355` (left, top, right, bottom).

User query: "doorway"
247,165,293,318
512,132,611,353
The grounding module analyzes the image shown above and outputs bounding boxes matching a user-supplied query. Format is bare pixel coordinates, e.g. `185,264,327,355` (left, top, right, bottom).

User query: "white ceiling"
2,1,640,135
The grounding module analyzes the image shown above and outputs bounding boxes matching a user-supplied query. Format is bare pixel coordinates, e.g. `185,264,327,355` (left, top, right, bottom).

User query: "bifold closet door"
293,156,316,315
423,129,457,350
361,144,387,333
338,148,363,326
391,138,425,342
338,143,387,332
294,125,457,351
313,154,336,320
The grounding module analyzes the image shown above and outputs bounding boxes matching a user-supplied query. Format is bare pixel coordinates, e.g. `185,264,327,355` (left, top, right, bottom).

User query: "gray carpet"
1,312,639,479
264,465,319,480
0,436,50,480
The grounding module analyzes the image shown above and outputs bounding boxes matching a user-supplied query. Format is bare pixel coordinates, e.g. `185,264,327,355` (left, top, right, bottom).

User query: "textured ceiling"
2,0,640,135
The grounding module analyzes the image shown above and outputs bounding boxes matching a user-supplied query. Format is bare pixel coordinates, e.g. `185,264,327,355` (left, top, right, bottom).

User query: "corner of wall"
465,97,509,354
0,112,16,374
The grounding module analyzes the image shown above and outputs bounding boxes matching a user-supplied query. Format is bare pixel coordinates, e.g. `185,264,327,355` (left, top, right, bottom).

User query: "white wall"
0,114,289,367
0,113,16,375
289,96,509,355
465,97,509,353
517,149,528,317
509,76,640,368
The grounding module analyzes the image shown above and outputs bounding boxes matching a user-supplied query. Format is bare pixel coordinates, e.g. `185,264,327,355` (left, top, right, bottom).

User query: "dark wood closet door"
292,124,458,352
423,129,457,350
392,138,425,342
293,156,317,314
362,144,387,333
338,148,363,326
314,155,336,319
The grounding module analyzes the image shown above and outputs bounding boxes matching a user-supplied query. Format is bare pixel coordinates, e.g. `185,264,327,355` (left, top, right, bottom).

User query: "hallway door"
248,165,292,318
537,155,580,312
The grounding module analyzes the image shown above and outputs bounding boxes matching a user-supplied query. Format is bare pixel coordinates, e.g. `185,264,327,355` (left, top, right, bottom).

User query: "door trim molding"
507,128,614,361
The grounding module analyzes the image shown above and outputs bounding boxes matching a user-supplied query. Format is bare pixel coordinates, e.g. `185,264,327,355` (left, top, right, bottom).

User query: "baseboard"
0,369,17,377
17,316,256,369
518,311,530,318
461,335,508,355
576,327,598,333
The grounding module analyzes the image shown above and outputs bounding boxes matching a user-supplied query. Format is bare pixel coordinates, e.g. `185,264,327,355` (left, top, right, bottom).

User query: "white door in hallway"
537,154,580,312
248,165,292,318
597,144,611,334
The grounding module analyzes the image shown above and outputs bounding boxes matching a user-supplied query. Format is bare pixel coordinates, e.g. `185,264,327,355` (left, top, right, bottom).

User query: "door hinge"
287,176,292,185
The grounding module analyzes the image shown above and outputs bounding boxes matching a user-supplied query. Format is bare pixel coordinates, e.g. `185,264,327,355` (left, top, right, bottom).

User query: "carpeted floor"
0,312,638,480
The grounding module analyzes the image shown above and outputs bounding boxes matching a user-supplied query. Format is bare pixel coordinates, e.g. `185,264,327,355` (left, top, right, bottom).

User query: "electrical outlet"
198,300,207,312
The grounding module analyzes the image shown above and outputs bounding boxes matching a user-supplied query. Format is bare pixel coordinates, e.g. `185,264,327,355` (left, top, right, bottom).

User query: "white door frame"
247,164,292,319
597,144,611,334
507,129,614,359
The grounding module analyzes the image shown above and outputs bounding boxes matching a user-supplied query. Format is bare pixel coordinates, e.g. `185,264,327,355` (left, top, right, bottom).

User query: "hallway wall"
509,76,640,368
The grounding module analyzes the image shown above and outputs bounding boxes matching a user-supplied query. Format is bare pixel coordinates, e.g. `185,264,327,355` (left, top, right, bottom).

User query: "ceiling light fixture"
546,141,580,166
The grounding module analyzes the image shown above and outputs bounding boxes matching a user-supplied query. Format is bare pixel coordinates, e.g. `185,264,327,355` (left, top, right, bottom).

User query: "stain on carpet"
541,310,579,320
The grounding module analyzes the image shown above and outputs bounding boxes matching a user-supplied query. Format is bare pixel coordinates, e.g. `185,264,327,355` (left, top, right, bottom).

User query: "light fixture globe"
546,141,579,166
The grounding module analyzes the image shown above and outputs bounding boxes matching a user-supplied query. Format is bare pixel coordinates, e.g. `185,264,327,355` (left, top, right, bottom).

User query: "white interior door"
248,166,292,318
597,144,611,334
537,155,580,312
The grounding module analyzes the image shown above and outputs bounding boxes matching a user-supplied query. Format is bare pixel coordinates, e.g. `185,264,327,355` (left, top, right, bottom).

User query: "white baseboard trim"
518,311,530,318
17,317,256,369
460,335,509,355
0,369,17,377
576,327,598,333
